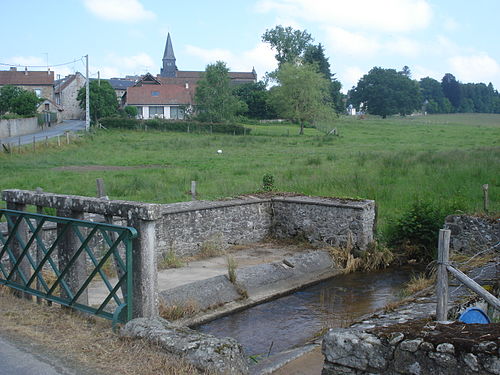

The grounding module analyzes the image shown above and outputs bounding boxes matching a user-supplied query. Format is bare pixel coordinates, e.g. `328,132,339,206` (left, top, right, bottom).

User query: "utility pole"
85,54,90,131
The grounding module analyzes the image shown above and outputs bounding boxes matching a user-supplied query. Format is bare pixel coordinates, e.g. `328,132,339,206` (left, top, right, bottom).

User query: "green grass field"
1,113,499,236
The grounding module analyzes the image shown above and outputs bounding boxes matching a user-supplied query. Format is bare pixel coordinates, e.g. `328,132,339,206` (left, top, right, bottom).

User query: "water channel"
198,265,421,357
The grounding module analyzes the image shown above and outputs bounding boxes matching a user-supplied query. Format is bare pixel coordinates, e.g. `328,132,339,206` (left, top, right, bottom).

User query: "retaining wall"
0,117,39,138
156,195,375,257
444,215,500,255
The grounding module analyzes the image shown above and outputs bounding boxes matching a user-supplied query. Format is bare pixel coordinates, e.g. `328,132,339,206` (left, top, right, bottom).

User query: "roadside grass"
0,113,499,236
0,288,205,375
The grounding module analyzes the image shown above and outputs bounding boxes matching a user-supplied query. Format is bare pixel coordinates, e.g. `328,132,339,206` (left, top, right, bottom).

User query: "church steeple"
161,33,177,77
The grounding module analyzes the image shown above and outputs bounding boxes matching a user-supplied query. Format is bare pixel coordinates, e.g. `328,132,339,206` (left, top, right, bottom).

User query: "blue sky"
1,0,499,92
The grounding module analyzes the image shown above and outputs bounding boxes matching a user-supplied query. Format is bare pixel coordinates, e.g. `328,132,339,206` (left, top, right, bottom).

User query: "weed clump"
159,300,198,321
262,173,275,192
158,248,183,269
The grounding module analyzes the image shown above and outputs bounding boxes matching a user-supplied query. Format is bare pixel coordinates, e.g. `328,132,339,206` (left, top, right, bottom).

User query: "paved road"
0,335,76,375
0,120,86,146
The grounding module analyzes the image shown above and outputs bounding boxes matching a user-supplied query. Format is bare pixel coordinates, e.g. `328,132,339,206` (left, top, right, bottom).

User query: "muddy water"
198,266,420,357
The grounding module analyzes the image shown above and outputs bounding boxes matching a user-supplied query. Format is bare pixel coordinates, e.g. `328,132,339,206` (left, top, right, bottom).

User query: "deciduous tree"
77,80,118,123
195,61,246,122
270,62,335,134
350,67,421,118
262,25,313,66
0,85,41,116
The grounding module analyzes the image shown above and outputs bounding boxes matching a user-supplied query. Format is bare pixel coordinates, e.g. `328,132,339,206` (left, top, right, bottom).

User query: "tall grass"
0,114,498,239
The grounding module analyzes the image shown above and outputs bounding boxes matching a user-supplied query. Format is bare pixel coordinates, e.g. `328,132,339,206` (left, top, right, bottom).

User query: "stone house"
54,72,86,120
37,98,63,123
0,67,54,101
123,33,257,119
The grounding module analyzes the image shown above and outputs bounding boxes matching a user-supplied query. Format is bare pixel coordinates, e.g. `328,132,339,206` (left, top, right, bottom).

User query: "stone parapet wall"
445,215,500,255
0,117,38,138
157,198,272,257
271,196,375,250
156,195,376,257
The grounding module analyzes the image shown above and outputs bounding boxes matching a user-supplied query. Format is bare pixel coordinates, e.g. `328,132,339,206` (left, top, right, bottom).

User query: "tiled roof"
174,71,256,80
126,84,196,105
0,69,54,85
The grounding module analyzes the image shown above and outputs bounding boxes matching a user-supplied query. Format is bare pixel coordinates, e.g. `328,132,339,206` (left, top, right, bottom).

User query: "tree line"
348,67,500,118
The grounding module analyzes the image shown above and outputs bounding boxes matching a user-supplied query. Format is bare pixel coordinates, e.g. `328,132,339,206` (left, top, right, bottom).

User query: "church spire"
161,33,177,77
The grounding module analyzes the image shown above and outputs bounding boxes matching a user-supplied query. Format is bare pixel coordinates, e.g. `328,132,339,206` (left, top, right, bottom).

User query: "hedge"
99,117,251,135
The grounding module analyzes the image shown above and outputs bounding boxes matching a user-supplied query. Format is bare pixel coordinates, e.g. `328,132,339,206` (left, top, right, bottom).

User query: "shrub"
98,117,251,135
262,173,275,191
386,199,459,261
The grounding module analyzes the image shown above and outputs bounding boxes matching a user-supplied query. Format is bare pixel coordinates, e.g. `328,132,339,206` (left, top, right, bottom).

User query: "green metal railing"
0,209,137,325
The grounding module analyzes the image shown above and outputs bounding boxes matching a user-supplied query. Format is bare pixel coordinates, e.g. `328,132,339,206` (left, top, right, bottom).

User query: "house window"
151,91,160,97
55,93,61,105
149,106,163,117
170,106,185,120
44,103,50,111
34,89,42,98
136,106,143,117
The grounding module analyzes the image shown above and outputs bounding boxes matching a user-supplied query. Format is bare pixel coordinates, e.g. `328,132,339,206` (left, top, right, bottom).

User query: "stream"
198,266,421,357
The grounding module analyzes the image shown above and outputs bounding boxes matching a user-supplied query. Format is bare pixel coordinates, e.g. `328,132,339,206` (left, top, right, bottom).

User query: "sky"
1,0,499,93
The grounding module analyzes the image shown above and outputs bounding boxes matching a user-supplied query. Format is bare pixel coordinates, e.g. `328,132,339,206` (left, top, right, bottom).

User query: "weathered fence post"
66,132,70,145
191,180,197,201
56,209,88,306
436,229,451,321
127,214,158,318
6,201,32,300
482,184,489,213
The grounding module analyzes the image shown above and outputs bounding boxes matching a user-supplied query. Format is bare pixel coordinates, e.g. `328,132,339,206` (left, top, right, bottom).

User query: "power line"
0,57,85,68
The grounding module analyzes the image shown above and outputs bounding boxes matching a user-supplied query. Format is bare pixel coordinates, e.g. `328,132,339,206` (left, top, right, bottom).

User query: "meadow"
1,113,499,237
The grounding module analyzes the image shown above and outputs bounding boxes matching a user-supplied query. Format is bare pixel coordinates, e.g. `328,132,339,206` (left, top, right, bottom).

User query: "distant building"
54,72,86,120
0,67,54,101
124,33,257,119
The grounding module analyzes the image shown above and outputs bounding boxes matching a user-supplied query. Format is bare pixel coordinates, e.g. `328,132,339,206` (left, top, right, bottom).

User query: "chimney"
47,67,51,75
9,67,17,71
185,81,189,89
24,67,28,75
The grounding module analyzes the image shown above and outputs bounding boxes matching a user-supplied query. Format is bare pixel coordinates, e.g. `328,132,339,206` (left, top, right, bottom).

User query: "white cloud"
340,66,365,91
4,56,45,67
106,52,155,72
385,37,421,58
185,43,277,79
443,17,459,32
83,0,155,22
256,0,432,32
324,27,380,56
448,53,500,83
412,65,442,81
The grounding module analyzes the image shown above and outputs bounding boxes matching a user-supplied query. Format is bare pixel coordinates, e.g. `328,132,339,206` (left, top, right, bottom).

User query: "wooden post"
66,132,70,145
187,124,190,133
436,229,451,321
210,125,213,134
191,181,197,201
32,136,36,152
482,184,489,213
446,265,500,311
45,136,48,147
96,178,107,199
57,135,61,147
18,137,21,150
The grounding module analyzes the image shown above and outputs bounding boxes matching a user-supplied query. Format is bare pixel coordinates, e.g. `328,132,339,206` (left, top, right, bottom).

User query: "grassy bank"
1,113,498,237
